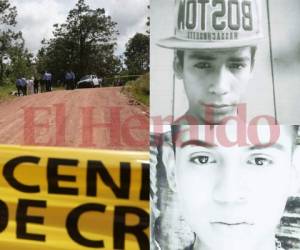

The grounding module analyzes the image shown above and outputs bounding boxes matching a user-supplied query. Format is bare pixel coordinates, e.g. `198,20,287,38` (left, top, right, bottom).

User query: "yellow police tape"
0,145,149,250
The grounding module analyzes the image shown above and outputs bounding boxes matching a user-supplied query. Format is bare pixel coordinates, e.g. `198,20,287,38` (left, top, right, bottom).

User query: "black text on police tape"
0,156,149,249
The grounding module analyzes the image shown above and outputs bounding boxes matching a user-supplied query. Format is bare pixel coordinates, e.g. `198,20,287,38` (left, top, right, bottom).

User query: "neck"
193,236,278,250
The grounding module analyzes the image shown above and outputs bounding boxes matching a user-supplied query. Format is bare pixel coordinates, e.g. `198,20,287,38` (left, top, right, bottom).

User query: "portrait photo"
150,0,300,125
150,125,300,250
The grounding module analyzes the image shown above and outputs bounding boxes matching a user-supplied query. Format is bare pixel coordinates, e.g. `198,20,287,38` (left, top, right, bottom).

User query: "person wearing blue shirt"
70,70,75,90
16,78,22,96
44,71,52,92
21,78,27,96
65,70,73,90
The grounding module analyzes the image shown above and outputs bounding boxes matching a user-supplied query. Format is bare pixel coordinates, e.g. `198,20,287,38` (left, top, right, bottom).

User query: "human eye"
194,62,211,69
247,154,274,167
190,153,216,165
228,62,247,70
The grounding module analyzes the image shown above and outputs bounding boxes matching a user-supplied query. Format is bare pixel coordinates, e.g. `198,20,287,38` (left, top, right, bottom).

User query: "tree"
36,0,120,82
9,46,34,79
0,0,24,83
124,33,149,75
0,0,17,26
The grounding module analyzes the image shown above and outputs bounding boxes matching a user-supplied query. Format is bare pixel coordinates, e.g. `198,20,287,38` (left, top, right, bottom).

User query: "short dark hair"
176,46,257,69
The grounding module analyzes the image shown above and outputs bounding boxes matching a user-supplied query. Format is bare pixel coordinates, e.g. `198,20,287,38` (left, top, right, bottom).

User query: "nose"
208,66,232,96
213,166,247,204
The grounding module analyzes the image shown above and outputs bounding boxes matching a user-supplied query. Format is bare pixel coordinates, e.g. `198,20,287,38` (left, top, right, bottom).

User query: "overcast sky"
9,0,148,56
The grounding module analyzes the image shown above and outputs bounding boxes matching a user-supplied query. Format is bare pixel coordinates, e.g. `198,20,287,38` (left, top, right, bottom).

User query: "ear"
162,142,177,192
248,60,255,81
250,65,254,77
173,54,183,80
291,145,300,194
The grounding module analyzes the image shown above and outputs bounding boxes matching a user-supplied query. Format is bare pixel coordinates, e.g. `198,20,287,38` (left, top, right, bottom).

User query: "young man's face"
175,47,253,124
166,126,296,250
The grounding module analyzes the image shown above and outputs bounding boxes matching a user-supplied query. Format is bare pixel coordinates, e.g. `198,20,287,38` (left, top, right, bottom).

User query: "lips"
201,103,236,114
206,103,235,108
210,221,255,235
211,221,254,226
209,221,254,237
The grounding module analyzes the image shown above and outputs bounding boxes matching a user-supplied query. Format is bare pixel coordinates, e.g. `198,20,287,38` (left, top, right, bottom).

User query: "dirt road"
0,87,149,151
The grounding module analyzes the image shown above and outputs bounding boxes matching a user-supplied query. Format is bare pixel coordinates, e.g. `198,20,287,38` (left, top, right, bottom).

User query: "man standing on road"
65,70,75,90
41,71,47,93
27,77,34,95
157,0,263,125
71,70,75,89
21,77,27,96
16,78,22,96
65,70,73,90
43,70,52,92
98,77,103,87
33,77,39,94
44,71,52,92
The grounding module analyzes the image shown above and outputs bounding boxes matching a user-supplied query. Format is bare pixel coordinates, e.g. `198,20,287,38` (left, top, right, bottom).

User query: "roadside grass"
52,85,65,91
124,73,149,106
0,83,65,102
0,84,17,102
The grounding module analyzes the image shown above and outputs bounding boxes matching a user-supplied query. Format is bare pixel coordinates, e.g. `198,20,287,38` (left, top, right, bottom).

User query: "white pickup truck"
77,74,101,88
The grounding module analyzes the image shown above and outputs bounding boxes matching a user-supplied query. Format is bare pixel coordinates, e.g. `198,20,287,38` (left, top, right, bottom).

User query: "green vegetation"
124,73,149,106
0,0,34,85
0,84,16,102
124,33,149,75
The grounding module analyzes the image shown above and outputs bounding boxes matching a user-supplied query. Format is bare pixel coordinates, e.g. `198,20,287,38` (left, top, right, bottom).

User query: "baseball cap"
158,0,263,49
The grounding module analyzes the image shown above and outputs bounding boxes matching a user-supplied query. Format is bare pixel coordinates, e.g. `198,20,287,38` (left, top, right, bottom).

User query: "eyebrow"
248,143,285,151
188,54,216,61
179,141,286,151
227,56,250,62
179,140,217,148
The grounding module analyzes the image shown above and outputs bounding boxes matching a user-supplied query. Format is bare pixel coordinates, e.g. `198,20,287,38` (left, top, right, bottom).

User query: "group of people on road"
16,69,77,96
16,77,39,96
16,71,53,96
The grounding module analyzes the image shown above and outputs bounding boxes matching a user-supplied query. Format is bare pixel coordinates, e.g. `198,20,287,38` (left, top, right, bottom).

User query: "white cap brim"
157,36,263,50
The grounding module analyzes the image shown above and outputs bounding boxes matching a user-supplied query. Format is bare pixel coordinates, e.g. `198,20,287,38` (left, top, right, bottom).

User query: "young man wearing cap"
157,0,262,125
154,125,298,250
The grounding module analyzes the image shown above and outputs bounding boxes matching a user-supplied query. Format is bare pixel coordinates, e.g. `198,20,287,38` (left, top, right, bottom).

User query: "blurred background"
269,0,300,124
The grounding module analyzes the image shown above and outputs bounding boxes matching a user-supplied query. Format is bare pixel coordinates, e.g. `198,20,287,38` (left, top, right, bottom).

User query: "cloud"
9,0,148,56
